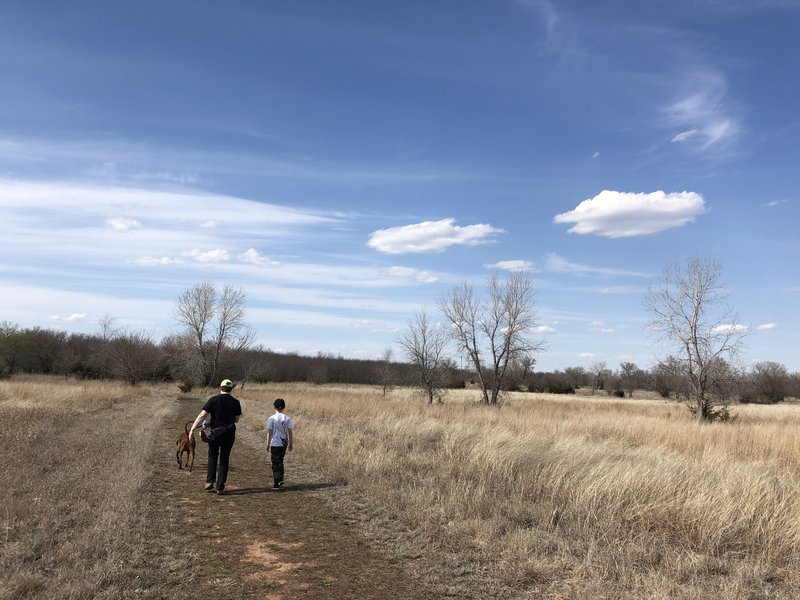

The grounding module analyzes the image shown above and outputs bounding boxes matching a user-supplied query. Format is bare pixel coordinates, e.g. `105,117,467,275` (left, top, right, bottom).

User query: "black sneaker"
271,485,281,491
216,488,225,496
277,480,284,488
204,482,214,491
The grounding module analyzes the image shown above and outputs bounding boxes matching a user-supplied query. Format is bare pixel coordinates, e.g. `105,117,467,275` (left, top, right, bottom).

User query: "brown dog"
176,420,195,472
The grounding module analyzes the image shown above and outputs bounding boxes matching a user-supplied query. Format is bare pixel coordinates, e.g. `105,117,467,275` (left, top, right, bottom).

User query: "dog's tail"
184,420,194,436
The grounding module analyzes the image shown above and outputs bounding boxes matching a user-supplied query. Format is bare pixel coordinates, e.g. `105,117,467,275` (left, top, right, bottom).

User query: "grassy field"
3,377,800,599
241,384,800,599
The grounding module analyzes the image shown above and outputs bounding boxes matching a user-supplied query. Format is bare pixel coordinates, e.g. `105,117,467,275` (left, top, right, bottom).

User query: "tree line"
3,260,797,415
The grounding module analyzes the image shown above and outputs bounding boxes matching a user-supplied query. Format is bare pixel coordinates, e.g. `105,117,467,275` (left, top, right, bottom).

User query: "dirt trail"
152,396,445,599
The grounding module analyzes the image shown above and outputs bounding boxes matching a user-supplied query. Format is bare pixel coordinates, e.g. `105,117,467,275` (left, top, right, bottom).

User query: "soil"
148,396,458,599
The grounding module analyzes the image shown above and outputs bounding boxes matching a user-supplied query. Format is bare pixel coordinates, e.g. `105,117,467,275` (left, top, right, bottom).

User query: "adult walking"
266,398,293,491
189,378,242,496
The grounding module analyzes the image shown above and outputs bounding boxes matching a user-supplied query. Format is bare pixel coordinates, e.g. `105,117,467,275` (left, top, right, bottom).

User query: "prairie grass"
0,378,178,599
241,384,800,599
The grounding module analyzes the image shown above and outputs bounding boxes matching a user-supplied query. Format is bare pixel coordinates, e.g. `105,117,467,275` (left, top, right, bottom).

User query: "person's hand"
288,445,293,452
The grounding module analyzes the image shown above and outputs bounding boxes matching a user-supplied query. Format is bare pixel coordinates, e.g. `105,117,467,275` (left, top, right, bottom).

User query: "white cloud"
553,190,706,238
368,218,503,254
183,249,230,263
106,217,142,232
49,313,88,322
757,323,777,331
711,323,749,334
385,266,440,283
531,325,557,334
592,151,600,158
579,352,595,358
239,248,280,267
130,256,184,266
200,220,219,228
671,129,699,143
485,260,535,272
590,320,615,333
767,199,788,208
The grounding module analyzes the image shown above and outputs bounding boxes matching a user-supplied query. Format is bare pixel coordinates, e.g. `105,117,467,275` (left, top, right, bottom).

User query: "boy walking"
266,398,293,491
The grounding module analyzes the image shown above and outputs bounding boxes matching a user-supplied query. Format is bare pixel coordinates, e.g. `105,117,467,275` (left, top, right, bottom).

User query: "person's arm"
287,427,293,451
189,410,209,439
234,415,240,423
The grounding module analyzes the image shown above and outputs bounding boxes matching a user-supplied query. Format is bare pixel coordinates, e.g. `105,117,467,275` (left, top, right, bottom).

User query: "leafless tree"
590,361,609,394
645,257,747,422
375,346,396,397
439,273,544,405
109,329,161,385
173,282,255,386
397,310,449,404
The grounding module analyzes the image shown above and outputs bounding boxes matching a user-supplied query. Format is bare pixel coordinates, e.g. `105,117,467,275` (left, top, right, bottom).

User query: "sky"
1,0,798,372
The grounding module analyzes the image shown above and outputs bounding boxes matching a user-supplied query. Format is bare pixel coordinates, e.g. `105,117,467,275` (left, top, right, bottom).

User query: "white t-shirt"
266,412,293,447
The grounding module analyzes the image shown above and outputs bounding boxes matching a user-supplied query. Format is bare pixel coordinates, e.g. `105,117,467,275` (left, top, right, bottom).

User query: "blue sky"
1,0,798,372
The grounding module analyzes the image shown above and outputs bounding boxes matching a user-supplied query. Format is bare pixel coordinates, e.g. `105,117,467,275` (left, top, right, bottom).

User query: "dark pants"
270,445,287,486
207,428,235,490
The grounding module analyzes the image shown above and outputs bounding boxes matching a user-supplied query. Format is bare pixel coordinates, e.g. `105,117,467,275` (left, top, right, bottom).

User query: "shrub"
178,381,194,394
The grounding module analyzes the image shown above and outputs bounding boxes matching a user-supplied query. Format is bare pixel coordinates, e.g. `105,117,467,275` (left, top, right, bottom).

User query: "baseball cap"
220,379,234,388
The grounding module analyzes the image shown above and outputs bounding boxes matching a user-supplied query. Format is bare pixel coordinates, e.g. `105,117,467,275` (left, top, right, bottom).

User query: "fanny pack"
200,423,235,443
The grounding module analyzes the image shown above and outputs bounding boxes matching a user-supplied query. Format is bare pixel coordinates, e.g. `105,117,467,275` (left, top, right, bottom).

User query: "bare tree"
375,346,396,398
397,310,449,404
109,329,161,385
645,257,747,422
589,361,608,395
440,273,544,405
173,282,255,386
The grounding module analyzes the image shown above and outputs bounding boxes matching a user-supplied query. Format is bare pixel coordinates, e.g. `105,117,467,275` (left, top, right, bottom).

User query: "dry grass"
6,377,800,599
0,377,179,600
240,384,800,599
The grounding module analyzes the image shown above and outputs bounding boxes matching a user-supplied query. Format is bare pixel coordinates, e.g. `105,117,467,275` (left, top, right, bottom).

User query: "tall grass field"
3,377,800,598
241,384,800,599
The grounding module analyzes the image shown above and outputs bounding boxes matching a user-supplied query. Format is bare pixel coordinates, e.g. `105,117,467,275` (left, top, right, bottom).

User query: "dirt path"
150,396,446,599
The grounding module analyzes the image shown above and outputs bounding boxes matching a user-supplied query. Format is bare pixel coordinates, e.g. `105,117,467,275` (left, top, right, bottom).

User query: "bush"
546,382,575,395
178,381,194,394
610,389,625,398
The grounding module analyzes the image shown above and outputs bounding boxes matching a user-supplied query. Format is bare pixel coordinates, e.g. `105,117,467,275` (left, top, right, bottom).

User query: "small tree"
375,347,396,398
646,258,747,422
397,310,448,404
439,273,544,405
173,282,255,386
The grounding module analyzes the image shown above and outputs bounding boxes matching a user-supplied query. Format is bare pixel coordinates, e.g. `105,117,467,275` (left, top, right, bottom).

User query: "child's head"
273,398,286,411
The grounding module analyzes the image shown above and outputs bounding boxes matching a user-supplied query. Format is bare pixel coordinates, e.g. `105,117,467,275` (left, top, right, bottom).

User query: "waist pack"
200,423,235,443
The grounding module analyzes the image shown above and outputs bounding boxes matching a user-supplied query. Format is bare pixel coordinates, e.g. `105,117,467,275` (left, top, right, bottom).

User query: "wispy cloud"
106,217,142,232
553,190,706,238
485,260,536,272
49,313,88,322
239,248,280,267
663,68,741,158
368,218,504,254
545,253,652,278
592,151,600,159
766,199,789,208
385,266,439,283
532,325,557,334
590,320,615,333
757,323,777,331
579,352,595,358
711,323,749,334
182,249,230,263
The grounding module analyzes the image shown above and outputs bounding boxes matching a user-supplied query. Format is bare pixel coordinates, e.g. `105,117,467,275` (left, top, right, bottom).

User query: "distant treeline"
1,323,798,403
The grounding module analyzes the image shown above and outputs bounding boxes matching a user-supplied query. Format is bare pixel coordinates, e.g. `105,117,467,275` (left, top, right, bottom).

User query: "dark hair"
273,398,286,410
